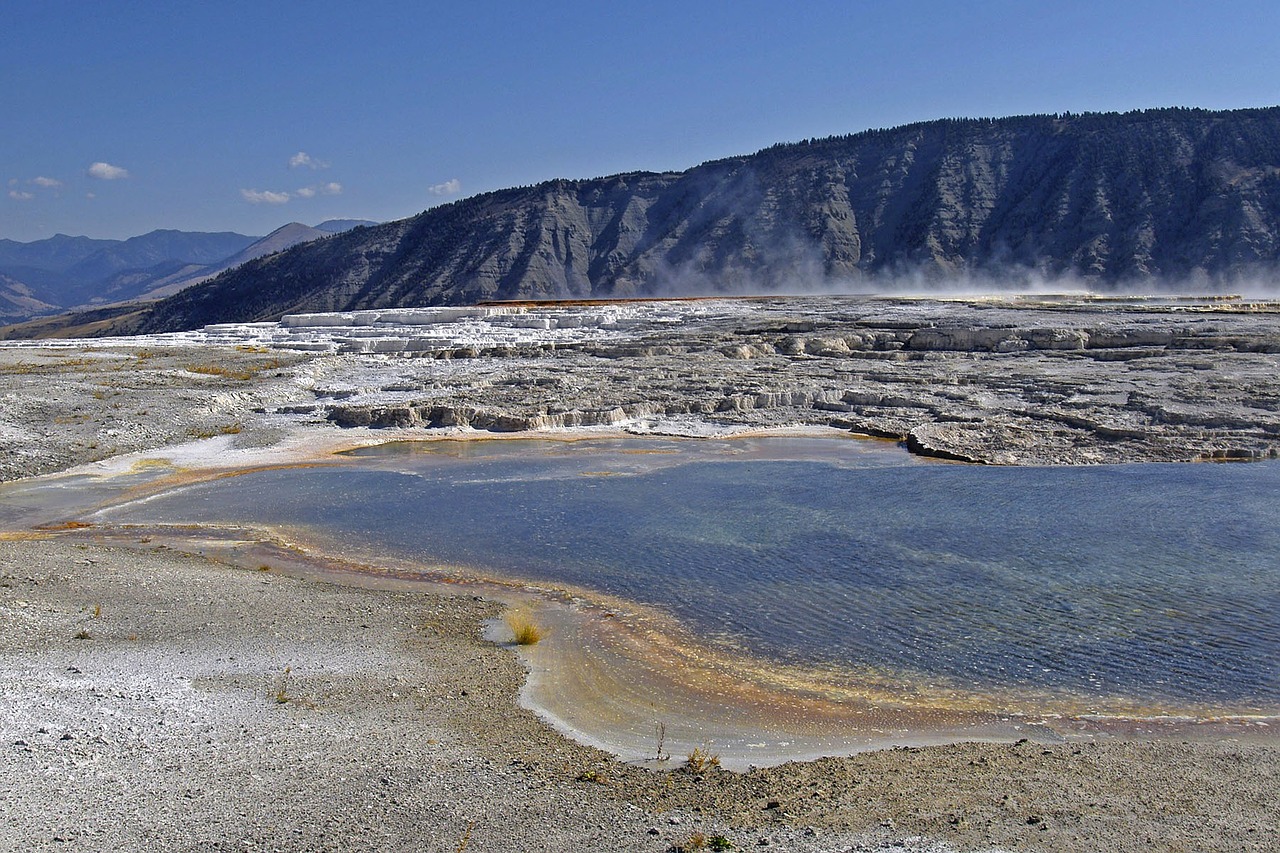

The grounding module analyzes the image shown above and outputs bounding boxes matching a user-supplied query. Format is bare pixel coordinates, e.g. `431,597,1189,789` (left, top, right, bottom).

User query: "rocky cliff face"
126,107,1280,332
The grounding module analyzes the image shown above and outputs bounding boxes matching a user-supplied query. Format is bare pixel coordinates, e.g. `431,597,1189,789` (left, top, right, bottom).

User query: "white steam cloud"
87,162,129,180
8,190,34,201
32,176,62,188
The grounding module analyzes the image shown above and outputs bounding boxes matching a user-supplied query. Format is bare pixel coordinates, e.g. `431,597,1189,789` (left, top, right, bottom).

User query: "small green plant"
575,768,609,785
73,629,92,640
686,746,721,773
505,610,544,645
707,836,733,851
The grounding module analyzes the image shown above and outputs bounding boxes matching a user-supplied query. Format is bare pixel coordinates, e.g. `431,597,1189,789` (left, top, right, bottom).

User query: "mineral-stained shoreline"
2,294,1279,851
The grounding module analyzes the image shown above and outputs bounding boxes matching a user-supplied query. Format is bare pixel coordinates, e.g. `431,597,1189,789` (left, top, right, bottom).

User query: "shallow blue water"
104,438,1280,710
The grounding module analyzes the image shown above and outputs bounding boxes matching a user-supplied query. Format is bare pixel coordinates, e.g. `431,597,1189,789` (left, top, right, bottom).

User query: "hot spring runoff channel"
101,437,1280,714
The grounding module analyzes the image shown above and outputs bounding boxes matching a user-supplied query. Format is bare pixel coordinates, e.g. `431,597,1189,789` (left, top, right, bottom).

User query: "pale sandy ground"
1,339,1278,851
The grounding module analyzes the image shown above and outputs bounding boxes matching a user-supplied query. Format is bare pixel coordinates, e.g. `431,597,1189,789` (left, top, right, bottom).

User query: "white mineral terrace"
1,301,770,352
264,302,753,352
9,292,1278,355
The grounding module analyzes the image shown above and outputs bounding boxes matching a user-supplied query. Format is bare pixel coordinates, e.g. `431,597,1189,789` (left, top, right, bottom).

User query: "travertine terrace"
5,293,1280,482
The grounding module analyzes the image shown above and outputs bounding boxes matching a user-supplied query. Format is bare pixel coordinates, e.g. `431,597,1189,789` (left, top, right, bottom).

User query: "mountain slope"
0,234,117,273
0,229,261,315
59,107,1280,333
125,223,338,302
0,274,58,323
52,230,258,305
315,219,380,233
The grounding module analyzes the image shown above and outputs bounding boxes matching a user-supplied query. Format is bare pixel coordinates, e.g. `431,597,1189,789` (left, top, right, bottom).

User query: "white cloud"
292,182,342,200
8,190,34,201
87,161,129,180
289,151,329,170
32,176,62,188
240,188,292,205
428,178,461,196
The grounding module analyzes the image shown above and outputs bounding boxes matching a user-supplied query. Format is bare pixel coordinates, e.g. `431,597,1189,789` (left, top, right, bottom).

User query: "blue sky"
4,1,1278,242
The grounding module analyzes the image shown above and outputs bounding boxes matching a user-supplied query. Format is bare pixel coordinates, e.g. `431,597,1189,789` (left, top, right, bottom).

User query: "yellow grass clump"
685,746,721,772
505,610,544,645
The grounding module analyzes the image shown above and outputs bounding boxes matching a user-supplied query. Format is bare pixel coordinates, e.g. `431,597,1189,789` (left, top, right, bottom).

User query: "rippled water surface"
102,438,1280,711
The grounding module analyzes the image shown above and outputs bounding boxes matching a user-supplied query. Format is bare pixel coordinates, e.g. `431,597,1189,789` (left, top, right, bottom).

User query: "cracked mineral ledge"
5,293,1280,481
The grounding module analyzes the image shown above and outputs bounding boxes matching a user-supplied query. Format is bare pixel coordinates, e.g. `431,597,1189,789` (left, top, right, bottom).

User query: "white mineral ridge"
0,301,743,354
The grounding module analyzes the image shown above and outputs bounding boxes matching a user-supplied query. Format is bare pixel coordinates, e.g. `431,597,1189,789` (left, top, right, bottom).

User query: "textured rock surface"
5,294,1280,481
307,295,1280,465
105,107,1280,334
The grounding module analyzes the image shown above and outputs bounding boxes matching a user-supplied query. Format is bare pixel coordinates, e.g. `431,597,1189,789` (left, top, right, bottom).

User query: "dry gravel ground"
0,344,319,482
0,538,1276,853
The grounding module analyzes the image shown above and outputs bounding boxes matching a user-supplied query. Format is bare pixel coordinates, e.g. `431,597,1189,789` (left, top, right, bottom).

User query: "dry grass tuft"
35,520,94,531
188,423,243,439
685,746,721,773
672,832,734,852
186,363,256,381
505,610,545,645
274,665,292,704
186,357,283,381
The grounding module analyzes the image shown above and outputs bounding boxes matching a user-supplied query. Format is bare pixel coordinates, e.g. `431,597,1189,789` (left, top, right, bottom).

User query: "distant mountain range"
0,220,377,323
6,106,1280,338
